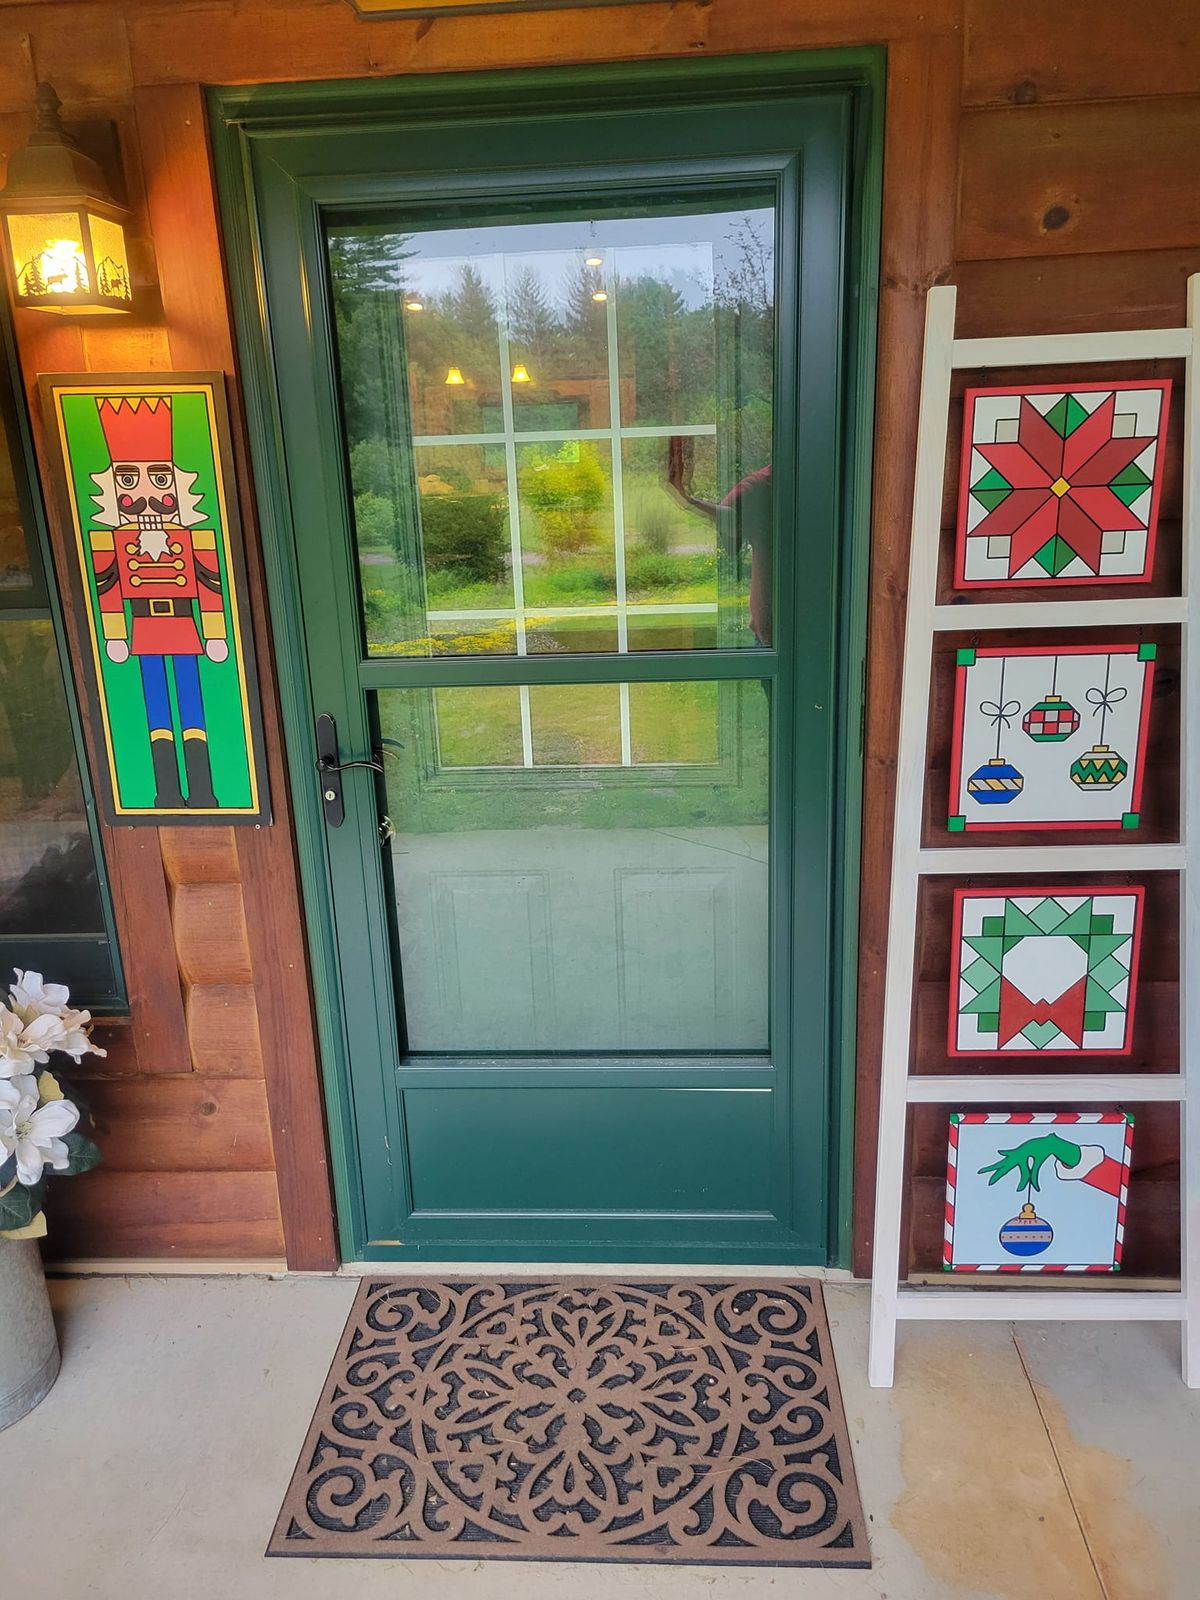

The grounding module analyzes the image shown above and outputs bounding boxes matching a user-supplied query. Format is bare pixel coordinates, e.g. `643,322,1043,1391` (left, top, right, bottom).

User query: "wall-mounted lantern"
0,83,133,315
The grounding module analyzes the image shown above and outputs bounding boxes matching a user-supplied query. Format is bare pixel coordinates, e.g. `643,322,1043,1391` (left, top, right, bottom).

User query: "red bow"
998,976,1087,1048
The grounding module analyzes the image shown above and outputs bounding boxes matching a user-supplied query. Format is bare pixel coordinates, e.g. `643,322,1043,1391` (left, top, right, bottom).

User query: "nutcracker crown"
96,396,173,463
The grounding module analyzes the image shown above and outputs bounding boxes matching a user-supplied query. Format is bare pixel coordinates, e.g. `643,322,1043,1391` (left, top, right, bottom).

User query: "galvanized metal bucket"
0,1239,60,1430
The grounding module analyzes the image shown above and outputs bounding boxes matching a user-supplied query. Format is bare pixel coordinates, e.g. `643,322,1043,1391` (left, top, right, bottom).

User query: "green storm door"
242,64,867,1261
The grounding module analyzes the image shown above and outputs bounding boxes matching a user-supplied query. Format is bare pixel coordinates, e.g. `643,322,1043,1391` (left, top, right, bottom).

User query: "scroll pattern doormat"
269,1276,870,1567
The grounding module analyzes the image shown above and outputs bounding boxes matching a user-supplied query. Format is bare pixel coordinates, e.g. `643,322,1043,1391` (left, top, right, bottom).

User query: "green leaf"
59,1131,102,1176
0,1179,45,1232
0,1152,15,1190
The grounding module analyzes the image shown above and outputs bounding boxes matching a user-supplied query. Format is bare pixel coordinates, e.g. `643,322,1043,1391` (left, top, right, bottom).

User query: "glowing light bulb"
585,255,603,267
404,299,424,311
39,238,88,294
510,363,531,384
444,366,465,386
591,290,608,303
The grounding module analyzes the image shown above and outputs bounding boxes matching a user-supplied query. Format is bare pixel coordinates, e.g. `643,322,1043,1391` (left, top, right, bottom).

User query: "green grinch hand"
978,1132,1081,1193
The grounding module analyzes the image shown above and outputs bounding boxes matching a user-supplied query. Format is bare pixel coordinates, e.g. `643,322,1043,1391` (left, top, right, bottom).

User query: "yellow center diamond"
1050,476,1071,498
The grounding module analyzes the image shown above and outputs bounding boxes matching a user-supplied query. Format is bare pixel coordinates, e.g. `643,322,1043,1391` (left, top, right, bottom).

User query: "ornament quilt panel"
949,642,1156,831
955,381,1171,587
950,886,1144,1056
944,1112,1133,1272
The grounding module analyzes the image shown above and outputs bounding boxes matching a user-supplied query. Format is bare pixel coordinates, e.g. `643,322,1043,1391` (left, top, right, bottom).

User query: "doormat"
269,1276,870,1567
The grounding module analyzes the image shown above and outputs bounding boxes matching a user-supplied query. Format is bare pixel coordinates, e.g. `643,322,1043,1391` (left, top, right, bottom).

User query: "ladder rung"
916,844,1186,874
953,329,1192,367
905,1074,1184,1104
896,1288,1184,1321
932,598,1187,631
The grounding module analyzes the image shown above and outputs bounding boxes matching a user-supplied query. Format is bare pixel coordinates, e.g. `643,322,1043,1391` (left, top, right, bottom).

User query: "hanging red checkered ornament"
1022,657,1081,743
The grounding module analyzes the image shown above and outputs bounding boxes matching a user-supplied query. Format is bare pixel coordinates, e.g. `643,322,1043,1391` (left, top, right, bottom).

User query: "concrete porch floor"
2,1274,1196,1600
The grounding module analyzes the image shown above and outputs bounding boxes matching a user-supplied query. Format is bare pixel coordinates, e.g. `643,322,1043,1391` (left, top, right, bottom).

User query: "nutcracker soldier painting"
41,375,268,824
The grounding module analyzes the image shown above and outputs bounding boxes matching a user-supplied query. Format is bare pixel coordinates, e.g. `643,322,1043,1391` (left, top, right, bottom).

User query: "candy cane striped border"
943,1111,1135,1273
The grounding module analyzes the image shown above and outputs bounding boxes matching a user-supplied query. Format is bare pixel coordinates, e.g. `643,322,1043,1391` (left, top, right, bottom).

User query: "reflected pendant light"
444,366,465,386
511,362,531,384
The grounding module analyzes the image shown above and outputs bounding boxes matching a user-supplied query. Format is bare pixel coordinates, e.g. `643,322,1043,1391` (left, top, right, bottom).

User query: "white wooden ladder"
868,278,1200,1387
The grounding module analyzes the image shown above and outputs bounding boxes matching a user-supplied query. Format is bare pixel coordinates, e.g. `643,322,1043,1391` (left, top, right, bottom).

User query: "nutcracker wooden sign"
41,375,269,824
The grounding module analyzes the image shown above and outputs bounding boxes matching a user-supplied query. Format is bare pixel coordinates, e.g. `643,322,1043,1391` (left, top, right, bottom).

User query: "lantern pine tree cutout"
964,655,1024,806
949,643,1156,831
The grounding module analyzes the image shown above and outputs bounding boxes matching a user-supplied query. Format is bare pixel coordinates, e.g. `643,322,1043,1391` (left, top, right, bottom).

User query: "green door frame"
210,49,882,1266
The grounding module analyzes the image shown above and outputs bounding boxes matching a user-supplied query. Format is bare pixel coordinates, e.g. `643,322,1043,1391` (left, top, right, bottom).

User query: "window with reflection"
329,197,776,671
0,344,122,1007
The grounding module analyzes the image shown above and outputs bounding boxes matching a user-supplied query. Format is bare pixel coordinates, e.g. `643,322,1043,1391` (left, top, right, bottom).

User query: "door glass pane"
377,680,769,1051
329,196,776,657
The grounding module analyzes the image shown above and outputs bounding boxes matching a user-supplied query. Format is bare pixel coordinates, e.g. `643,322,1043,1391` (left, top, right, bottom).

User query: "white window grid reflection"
413,248,719,769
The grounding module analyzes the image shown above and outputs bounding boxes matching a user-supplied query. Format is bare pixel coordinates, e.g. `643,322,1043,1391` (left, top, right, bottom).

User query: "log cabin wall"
0,0,1195,1272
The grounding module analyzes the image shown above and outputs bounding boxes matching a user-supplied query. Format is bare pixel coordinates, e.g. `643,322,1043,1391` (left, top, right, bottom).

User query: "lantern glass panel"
89,211,132,306
6,210,89,301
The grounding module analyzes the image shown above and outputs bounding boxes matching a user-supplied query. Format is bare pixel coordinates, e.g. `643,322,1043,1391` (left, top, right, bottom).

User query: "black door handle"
315,712,384,827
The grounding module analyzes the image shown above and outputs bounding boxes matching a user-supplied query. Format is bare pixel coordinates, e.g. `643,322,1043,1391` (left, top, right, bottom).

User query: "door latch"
315,712,385,828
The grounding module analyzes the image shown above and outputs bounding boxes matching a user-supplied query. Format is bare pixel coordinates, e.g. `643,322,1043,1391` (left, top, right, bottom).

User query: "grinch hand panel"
955,381,1170,587
945,1112,1133,1272
950,886,1143,1056
41,376,269,824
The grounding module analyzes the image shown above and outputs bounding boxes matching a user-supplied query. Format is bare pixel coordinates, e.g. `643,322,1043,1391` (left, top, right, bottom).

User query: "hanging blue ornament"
999,1201,1054,1257
967,757,1025,804
969,675,1024,805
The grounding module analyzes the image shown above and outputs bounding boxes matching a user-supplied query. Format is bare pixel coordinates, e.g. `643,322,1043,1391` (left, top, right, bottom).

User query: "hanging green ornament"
1073,658,1128,789
1070,743,1129,788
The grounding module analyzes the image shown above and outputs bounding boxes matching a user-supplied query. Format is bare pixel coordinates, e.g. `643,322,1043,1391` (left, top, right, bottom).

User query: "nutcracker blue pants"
139,655,205,735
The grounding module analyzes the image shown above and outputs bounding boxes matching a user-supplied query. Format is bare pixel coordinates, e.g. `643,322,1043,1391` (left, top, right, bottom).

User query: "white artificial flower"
0,1077,78,1187
13,1011,70,1065
0,1005,44,1077
54,1008,106,1062
9,969,73,1023
5,972,105,1063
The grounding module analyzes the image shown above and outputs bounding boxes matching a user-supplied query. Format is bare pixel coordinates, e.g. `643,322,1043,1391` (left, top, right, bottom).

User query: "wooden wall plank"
43,1169,285,1258
958,98,1200,261
0,4,133,109
185,983,264,1076
955,249,1199,338
136,80,337,1269
160,826,240,886
171,881,253,985
73,1074,275,1170
126,0,710,87
963,0,1200,109
101,828,192,1071
851,29,963,1278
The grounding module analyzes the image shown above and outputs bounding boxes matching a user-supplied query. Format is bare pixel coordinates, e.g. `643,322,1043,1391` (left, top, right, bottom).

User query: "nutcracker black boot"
150,734,186,808
182,731,219,809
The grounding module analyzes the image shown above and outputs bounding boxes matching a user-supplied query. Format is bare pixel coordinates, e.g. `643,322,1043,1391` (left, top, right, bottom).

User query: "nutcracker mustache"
120,494,175,516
